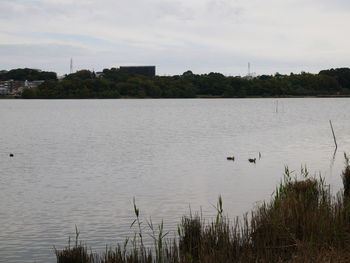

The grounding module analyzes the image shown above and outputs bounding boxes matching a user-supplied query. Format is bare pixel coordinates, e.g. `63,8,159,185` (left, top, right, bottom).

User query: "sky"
0,0,349,76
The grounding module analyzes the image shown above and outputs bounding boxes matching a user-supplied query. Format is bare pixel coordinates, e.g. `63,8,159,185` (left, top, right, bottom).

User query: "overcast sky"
1,0,349,76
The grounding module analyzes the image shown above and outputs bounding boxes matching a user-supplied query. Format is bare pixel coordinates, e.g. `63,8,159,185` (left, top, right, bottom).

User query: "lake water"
1,98,350,262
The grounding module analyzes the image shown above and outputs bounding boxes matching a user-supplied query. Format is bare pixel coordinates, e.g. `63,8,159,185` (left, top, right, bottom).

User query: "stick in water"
329,120,338,149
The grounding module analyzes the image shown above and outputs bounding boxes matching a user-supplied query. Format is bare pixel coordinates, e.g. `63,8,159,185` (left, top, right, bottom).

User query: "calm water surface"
1,98,350,262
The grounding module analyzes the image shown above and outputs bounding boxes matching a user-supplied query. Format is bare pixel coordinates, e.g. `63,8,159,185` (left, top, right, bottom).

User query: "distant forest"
0,68,57,82
1,67,350,98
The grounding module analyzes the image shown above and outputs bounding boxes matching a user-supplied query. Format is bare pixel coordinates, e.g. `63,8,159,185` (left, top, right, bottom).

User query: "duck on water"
248,158,256,163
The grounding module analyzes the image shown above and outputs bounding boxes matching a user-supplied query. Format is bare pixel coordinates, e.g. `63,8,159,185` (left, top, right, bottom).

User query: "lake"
0,98,349,262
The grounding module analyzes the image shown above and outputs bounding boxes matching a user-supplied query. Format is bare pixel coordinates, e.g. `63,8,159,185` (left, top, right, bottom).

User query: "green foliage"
25,78,120,99
320,68,350,89
65,70,95,80
14,67,350,99
0,68,57,81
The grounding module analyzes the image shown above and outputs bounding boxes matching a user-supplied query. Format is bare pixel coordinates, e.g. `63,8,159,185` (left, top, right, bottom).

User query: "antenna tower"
70,58,73,74
248,62,251,77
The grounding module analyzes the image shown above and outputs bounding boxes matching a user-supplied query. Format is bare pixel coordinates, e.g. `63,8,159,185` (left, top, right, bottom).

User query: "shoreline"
2,94,350,100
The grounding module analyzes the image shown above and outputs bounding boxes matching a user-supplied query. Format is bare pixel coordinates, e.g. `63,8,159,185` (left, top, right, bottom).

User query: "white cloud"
0,0,349,75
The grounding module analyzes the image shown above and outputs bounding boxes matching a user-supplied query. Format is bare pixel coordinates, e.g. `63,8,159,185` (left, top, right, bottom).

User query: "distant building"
119,66,156,77
27,80,45,88
0,79,45,95
0,80,11,90
0,87,9,95
0,80,24,92
95,72,104,78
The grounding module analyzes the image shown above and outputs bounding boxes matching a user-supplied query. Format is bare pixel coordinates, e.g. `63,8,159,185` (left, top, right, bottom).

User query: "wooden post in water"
329,120,338,149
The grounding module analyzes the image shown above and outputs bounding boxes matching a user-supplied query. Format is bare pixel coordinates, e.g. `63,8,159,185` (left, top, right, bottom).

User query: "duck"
227,156,235,161
248,158,256,163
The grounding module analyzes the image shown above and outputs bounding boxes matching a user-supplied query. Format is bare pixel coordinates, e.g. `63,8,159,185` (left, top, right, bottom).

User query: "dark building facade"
119,66,156,77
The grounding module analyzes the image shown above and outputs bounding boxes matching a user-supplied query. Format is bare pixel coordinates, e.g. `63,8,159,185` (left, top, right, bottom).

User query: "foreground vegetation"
55,154,350,262
2,67,350,98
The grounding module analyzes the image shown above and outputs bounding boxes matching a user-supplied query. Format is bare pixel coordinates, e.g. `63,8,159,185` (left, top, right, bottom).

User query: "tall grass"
342,153,350,198
56,157,350,262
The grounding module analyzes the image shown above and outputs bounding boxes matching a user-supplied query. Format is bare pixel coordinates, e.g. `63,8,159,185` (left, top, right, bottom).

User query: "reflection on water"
0,98,350,262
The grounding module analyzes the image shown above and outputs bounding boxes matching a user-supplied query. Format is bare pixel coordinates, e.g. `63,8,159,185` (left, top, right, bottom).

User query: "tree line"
1,67,350,99
0,68,57,81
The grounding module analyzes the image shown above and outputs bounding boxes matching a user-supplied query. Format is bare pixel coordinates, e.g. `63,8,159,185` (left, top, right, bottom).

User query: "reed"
55,226,97,263
55,156,350,262
342,153,350,198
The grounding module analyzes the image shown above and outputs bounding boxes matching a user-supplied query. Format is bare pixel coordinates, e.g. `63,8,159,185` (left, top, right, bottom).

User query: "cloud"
206,0,243,22
0,43,89,57
0,0,349,75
